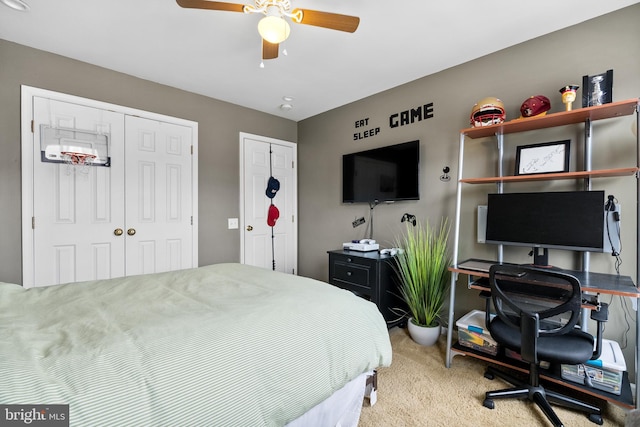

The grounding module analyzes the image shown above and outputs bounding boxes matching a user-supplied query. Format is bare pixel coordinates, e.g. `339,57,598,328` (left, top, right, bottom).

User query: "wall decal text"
389,102,434,128
354,117,381,141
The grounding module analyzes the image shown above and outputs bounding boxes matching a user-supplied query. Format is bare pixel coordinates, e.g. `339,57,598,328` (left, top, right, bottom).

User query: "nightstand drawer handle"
347,258,352,263
347,271,352,276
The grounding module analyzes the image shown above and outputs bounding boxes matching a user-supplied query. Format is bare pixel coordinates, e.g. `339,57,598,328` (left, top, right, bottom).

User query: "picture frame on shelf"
515,140,570,176
582,69,613,107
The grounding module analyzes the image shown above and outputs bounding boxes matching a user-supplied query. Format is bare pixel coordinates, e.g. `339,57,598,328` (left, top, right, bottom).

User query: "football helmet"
470,97,506,127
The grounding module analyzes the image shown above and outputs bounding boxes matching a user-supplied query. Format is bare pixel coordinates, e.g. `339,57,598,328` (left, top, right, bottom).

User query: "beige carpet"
359,327,628,427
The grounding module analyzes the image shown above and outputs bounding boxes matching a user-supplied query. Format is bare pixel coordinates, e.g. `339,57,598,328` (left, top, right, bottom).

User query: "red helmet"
470,97,506,127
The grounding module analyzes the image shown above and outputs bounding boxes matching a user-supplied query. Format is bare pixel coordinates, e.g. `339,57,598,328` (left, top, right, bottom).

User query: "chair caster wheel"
484,371,495,380
588,414,603,425
483,398,495,409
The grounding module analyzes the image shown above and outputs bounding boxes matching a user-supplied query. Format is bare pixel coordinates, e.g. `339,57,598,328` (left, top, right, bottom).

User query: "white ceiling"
1,0,638,121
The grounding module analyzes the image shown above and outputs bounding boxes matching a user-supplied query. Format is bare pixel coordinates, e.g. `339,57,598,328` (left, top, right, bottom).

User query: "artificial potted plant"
394,217,451,346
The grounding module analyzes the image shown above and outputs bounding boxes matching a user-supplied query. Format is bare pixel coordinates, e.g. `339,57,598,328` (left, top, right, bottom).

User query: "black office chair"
482,264,608,427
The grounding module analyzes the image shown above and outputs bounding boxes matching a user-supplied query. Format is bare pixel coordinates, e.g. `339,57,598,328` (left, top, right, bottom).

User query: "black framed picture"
515,140,570,176
582,69,613,107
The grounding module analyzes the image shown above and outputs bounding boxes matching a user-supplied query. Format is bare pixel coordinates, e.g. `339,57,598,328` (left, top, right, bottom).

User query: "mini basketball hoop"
60,151,96,174
40,126,110,167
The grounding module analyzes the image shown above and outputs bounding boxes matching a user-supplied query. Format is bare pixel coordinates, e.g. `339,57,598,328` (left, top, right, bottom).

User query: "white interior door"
31,97,126,286
241,133,297,274
124,116,195,276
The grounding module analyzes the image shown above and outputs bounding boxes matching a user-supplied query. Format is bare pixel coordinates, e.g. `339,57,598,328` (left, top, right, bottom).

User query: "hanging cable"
604,195,622,274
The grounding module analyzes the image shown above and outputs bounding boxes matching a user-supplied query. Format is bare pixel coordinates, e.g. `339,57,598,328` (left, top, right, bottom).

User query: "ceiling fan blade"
291,8,360,33
262,39,279,60
176,0,245,12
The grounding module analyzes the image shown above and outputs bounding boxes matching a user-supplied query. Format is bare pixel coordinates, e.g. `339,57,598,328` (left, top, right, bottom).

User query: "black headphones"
605,194,615,212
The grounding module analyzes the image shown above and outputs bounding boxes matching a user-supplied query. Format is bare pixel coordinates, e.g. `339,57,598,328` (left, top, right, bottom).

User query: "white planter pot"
407,318,440,346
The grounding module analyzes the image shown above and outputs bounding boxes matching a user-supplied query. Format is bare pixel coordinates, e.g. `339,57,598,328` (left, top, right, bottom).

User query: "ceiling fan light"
258,16,290,44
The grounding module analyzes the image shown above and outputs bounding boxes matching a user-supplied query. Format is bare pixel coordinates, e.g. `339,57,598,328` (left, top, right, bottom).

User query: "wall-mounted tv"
342,140,419,203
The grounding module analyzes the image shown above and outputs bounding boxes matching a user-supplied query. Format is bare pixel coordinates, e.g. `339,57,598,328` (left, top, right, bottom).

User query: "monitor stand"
530,247,550,267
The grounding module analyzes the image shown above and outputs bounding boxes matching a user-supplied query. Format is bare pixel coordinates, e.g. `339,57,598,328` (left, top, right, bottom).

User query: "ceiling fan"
176,0,360,60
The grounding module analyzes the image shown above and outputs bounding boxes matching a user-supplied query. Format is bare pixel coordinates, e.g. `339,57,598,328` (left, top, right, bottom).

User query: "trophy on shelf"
582,69,613,107
559,85,579,111
590,75,605,106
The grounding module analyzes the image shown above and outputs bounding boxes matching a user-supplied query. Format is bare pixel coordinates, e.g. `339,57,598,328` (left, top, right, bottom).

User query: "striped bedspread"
0,263,392,426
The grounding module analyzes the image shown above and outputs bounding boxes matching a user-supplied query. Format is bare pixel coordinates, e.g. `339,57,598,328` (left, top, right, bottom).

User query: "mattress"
0,263,392,426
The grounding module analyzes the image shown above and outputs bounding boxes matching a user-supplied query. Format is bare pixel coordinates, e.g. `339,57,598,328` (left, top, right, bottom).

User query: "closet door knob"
246,225,253,231
114,228,123,236
127,228,136,236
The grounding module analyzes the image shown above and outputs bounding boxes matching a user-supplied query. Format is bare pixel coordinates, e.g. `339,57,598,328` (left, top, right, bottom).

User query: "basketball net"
60,151,96,175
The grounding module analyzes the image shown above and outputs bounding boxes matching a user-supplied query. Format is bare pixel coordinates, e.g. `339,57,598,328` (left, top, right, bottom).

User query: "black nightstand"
327,249,406,328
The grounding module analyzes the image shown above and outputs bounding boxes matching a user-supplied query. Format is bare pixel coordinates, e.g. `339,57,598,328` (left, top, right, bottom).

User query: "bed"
0,263,392,426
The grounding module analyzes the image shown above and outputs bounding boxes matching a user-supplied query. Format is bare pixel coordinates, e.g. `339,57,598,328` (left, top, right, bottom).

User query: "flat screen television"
342,140,419,203
485,190,605,265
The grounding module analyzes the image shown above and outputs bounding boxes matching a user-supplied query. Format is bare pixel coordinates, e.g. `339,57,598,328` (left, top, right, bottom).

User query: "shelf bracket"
585,118,592,138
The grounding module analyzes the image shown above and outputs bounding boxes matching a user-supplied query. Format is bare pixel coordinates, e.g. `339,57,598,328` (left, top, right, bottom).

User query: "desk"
451,261,638,297
446,260,640,409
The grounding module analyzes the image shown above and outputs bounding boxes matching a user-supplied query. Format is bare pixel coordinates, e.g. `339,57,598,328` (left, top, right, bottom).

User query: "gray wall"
298,5,640,373
0,39,297,285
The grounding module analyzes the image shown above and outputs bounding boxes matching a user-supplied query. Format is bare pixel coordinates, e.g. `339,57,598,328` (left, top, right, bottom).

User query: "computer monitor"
485,190,605,266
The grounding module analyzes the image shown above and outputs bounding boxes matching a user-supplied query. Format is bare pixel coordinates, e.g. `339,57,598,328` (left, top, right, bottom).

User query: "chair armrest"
479,290,492,326
590,303,609,360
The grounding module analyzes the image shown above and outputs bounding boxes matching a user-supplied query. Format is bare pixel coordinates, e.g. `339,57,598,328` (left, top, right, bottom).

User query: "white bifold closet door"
31,97,194,287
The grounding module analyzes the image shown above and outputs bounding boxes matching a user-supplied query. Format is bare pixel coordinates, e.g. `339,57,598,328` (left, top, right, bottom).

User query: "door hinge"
292,160,294,168
32,217,35,229
191,145,193,155
292,215,295,223
191,216,193,225
31,120,34,133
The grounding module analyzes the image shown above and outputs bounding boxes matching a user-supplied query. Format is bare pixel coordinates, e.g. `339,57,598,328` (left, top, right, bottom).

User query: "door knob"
114,228,123,236
127,228,136,236
246,225,253,231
